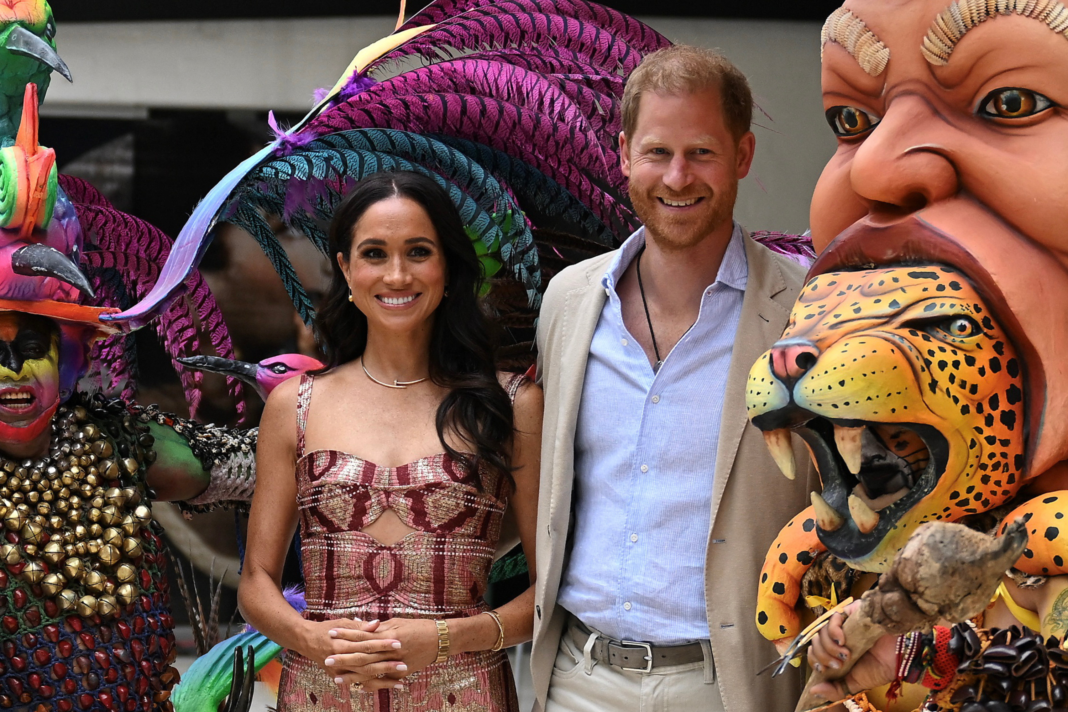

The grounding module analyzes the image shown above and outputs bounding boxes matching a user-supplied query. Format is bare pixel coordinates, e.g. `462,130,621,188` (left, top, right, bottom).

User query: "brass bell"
84,569,107,593
85,473,98,487
83,424,99,441
76,595,97,617
26,490,38,503
116,583,136,606
3,506,26,531
90,496,105,510
22,560,45,584
40,572,66,596
48,515,63,530
60,471,74,486
123,458,139,475
63,557,86,581
121,515,138,536
57,589,77,612
41,490,53,502
133,505,151,525
103,527,123,547
73,406,88,422
122,537,143,559
22,543,36,556
0,542,19,565
97,595,117,617
20,521,44,545
104,487,125,507
102,460,119,479
88,507,102,523
35,502,50,517
68,508,83,523
87,539,101,555
42,540,65,564
73,524,87,539
93,440,114,458
116,563,136,584
122,487,140,505
101,505,121,526
88,523,103,538
97,544,121,566
74,542,87,555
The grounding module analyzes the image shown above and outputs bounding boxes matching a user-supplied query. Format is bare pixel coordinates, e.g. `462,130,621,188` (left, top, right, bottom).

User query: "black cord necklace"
635,245,663,373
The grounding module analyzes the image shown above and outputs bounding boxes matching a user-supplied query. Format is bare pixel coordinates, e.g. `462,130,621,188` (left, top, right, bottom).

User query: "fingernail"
392,641,402,649
334,677,344,685
354,617,362,622
829,661,840,670
397,664,408,672
834,639,842,646
326,658,336,666
838,652,848,661
329,630,338,638
814,663,823,673
394,684,404,690
369,619,379,625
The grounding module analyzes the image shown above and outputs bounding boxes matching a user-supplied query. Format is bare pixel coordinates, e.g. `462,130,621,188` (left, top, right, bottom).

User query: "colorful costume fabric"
276,373,525,712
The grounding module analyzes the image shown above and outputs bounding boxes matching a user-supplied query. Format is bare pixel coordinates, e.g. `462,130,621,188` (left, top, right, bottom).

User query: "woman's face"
338,196,448,336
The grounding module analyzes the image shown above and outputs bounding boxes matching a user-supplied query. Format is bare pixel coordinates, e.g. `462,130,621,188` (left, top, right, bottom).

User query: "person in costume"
529,45,818,712
237,171,542,711
745,0,1068,709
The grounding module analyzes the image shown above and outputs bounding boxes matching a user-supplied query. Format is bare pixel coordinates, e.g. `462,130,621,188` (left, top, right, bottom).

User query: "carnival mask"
0,311,60,444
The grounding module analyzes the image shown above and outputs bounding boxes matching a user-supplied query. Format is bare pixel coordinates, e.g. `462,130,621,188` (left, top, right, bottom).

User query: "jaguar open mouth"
773,417,948,561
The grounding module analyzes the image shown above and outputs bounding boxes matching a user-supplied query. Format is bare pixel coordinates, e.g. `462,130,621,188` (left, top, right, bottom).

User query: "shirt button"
630,533,638,543
640,464,649,473
621,338,628,346
623,602,632,611
705,289,713,297
606,287,611,296
651,395,660,404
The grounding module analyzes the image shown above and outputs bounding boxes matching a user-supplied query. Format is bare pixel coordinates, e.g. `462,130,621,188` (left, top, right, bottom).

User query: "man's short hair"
621,45,753,142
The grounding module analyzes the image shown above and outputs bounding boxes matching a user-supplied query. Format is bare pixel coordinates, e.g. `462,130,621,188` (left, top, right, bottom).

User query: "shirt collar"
601,222,749,295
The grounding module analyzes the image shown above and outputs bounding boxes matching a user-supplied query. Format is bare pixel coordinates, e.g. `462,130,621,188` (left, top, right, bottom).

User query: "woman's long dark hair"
315,171,514,484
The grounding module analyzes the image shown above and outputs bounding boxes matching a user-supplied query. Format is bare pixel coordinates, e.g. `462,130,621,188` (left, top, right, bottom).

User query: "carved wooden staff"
797,520,1029,712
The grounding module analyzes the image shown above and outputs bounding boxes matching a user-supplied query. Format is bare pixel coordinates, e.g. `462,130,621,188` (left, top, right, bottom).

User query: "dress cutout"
276,372,526,712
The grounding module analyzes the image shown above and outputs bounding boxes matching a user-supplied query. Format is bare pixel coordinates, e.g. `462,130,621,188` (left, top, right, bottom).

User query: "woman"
239,171,542,711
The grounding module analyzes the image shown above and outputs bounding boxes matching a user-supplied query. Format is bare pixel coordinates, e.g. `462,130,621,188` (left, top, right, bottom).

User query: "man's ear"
619,130,631,178
735,131,756,179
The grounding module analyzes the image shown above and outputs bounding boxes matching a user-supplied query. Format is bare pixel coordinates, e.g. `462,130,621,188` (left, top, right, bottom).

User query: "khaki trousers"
544,617,726,712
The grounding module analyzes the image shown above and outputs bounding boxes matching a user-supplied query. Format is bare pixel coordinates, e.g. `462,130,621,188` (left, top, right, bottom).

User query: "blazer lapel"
708,233,794,531
547,262,608,529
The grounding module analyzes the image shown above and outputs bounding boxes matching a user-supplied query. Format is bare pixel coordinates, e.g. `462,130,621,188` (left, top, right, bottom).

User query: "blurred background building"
43,0,840,706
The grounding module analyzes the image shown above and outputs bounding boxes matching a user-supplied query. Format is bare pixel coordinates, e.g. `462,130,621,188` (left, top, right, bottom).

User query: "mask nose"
769,339,819,383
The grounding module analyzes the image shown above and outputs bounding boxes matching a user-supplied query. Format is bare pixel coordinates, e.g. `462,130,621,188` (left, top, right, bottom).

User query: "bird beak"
178,355,259,386
11,243,95,298
5,26,72,82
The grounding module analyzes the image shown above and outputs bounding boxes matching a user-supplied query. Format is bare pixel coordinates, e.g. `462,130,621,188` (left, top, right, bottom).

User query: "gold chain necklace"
360,357,429,389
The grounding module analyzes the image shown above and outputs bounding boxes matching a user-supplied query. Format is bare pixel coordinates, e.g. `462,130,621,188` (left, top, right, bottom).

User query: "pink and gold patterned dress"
276,373,524,712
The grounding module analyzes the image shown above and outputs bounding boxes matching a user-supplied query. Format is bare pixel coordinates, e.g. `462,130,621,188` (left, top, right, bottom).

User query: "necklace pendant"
653,360,663,374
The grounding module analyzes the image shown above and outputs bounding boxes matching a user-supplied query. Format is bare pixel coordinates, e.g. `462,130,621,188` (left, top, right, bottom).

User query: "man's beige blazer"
531,232,819,712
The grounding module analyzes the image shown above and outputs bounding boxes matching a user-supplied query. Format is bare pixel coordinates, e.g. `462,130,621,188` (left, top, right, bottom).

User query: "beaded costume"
275,373,526,712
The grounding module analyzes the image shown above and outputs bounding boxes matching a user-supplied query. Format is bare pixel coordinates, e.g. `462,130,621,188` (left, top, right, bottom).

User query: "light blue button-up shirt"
557,223,748,645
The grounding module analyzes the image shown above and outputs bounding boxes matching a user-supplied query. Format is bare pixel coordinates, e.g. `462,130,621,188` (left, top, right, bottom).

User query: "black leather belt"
569,619,707,673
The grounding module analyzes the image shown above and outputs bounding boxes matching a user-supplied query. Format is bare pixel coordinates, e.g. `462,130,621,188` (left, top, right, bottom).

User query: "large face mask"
809,0,1068,479
0,312,60,444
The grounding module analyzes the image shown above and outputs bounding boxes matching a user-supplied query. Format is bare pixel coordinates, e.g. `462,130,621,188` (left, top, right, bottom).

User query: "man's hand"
808,606,898,701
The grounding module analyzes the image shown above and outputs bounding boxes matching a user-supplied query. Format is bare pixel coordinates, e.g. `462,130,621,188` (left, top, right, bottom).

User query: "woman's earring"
348,290,354,302
444,288,449,297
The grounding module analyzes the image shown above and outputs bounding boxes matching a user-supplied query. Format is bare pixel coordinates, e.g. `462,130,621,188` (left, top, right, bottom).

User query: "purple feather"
244,586,306,634
268,112,317,158
751,231,817,268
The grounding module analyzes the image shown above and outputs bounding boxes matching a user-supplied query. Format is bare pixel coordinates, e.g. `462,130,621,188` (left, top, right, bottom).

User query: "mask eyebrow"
822,7,891,77
923,0,1068,66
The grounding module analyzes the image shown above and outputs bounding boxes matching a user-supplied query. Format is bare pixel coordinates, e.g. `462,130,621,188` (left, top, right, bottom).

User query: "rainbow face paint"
0,311,59,443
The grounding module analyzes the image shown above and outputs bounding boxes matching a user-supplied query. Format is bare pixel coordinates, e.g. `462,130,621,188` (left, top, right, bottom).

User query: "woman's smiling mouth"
376,293,421,308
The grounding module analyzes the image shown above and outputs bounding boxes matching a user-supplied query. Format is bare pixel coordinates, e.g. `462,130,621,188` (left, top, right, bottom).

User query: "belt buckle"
618,640,654,673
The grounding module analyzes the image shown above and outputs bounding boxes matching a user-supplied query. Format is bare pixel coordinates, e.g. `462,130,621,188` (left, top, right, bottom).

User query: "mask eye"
825,106,880,138
270,364,290,374
979,87,1053,120
930,316,982,340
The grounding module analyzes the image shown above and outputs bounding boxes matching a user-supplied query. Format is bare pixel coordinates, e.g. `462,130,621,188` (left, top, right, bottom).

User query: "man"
532,45,819,711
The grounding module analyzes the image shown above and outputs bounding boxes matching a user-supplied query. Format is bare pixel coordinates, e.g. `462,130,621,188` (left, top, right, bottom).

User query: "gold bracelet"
483,610,505,652
434,619,451,663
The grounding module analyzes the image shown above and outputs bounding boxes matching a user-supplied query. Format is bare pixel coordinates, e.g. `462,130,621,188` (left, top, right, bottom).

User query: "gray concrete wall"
42,16,833,232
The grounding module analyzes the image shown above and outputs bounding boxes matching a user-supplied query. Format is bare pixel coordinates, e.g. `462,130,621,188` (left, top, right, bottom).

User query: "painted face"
747,266,1024,571
620,87,755,250
337,196,447,336
810,0,1068,475
0,312,59,443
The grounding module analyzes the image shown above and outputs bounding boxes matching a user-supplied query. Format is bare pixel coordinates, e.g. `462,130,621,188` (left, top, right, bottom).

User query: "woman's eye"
825,106,880,138
930,316,982,340
361,249,386,260
979,87,1053,120
409,247,432,258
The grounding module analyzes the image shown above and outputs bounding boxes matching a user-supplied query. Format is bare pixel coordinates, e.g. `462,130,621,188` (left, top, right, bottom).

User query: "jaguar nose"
770,339,820,383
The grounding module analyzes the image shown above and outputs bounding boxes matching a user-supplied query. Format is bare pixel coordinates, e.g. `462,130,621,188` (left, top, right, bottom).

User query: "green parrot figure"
0,0,70,142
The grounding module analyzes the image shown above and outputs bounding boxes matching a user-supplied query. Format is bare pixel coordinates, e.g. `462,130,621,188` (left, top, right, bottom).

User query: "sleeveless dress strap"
504,371,527,404
295,373,315,458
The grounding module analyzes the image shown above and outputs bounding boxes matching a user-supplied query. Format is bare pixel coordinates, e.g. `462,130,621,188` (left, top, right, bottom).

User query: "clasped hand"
303,618,442,692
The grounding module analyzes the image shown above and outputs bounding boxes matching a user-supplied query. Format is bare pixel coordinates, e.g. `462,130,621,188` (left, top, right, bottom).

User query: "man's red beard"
628,179,738,251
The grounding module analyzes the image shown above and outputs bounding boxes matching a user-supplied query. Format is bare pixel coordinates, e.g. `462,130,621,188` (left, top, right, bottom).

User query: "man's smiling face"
620,86,754,251
808,0,1068,475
